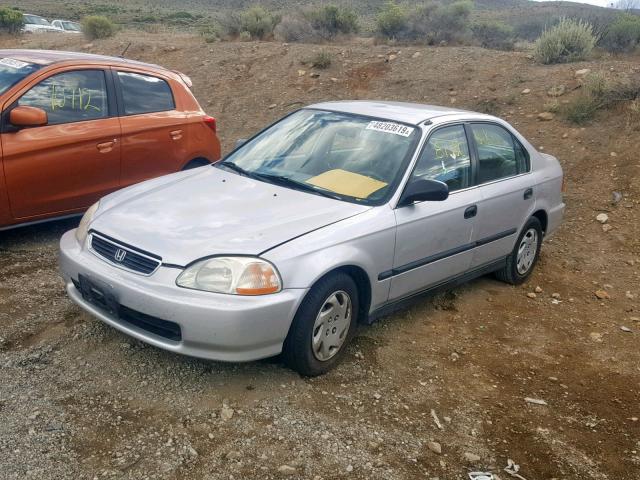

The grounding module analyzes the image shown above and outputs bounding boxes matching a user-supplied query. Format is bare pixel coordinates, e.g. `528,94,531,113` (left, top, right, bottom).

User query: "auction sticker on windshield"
366,121,415,137
0,58,30,69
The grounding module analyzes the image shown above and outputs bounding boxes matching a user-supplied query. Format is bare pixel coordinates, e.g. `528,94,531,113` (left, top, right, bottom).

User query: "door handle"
97,140,115,152
464,205,478,219
524,188,534,200
170,130,183,140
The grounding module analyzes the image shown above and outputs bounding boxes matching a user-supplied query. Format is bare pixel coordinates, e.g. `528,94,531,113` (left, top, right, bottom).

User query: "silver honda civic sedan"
59,101,564,375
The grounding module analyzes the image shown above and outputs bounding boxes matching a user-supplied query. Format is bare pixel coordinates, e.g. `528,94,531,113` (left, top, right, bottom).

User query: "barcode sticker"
366,121,415,137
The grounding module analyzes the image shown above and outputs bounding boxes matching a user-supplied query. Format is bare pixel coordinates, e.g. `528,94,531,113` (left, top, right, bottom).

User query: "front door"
390,124,478,301
1,68,120,219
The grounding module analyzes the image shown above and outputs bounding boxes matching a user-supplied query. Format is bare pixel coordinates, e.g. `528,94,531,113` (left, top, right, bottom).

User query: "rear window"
117,71,175,115
0,58,40,96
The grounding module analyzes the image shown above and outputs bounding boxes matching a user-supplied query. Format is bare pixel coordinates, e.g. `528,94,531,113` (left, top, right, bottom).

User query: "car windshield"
62,21,81,31
24,15,51,26
218,109,419,205
0,58,40,95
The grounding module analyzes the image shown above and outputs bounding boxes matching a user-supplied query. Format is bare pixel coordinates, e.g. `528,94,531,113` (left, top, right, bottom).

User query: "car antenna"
119,42,131,59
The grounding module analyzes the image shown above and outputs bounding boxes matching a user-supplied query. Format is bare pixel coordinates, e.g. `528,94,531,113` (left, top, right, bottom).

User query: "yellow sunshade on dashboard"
306,169,388,198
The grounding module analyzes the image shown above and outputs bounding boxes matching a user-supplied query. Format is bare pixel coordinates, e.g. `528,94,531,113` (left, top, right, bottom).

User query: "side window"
412,125,471,192
18,70,108,125
117,71,175,115
471,123,525,183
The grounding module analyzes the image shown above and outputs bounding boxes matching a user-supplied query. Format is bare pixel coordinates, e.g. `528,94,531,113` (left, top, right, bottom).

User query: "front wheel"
283,273,359,376
495,217,543,285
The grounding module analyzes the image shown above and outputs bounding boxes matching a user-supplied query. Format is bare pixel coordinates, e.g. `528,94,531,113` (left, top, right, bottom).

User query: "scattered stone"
521,88,531,94
309,72,320,78
346,465,354,473
596,213,609,224
538,112,554,121
297,70,306,77
602,224,613,232
277,465,297,476
524,397,548,406
330,77,339,83
412,52,421,58
575,68,591,77
373,393,382,400
562,132,569,138
620,326,632,333
590,332,603,342
464,452,481,463
388,54,397,61
427,441,442,454
595,290,610,300
551,293,561,299
268,104,277,109
610,151,617,157
535,286,543,293
220,404,235,421
527,292,537,299
612,191,623,204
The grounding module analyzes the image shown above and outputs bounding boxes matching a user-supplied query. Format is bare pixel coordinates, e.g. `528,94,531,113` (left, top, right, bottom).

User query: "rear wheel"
495,217,543,285
283,273,359,376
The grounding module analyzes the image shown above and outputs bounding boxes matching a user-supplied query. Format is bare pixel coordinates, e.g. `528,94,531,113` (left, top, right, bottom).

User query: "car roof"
308,100,475,125
0,49,164,71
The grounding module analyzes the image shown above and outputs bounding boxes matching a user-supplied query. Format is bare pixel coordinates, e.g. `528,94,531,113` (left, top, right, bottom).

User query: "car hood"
91,167,371,266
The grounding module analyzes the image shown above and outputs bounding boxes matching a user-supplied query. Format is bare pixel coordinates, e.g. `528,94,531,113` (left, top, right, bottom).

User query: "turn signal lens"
203,115,217,133
177,257,281,295
76,201,99,245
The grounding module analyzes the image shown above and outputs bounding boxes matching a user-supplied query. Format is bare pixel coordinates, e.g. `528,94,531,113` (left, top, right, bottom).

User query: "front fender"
262,206,397,313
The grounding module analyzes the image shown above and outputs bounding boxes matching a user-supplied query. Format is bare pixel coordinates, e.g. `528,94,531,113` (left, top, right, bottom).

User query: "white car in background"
22,14,63,34
51,19,82,34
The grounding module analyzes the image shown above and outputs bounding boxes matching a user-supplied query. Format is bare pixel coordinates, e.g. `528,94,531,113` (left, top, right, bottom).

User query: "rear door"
468,122,534,268
114,69,188,186
1,68,121,219
389,124,479,301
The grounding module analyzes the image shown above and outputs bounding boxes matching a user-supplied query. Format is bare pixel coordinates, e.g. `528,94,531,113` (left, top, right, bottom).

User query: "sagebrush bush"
564,72,640,124
0,6,23,34
534,18,596,64
198,24,220,43
240,6,278,40
409,0,473,44
472,20,515,50
601,14,640,53
376,1,409,39
307,5,358,39
376,0,473,44
308,50,332,69
81,16,117,40
274,14,317,42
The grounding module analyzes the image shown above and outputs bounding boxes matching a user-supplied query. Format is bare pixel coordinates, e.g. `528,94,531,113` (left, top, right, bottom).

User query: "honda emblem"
114,249,127,263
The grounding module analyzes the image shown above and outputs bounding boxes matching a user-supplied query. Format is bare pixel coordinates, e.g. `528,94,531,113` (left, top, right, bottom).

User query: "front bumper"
59,230,307,362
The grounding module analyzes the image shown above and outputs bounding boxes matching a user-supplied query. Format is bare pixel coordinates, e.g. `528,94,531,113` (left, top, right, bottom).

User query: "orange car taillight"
203,115,217,133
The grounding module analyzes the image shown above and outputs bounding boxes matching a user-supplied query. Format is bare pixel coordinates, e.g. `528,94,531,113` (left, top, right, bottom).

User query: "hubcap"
311,290,352,362
516,228,538,275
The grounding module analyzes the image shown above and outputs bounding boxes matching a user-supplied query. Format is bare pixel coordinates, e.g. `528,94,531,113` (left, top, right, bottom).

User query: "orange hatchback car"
0,50,221,230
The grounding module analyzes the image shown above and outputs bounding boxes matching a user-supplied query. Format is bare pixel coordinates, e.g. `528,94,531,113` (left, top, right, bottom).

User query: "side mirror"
235,138,247,149
399,178,449,207
10,106,48,128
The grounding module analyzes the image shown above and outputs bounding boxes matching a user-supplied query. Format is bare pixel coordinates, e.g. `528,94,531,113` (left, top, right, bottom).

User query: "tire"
495,217,543,285
283,272,359,376
181,159,210,171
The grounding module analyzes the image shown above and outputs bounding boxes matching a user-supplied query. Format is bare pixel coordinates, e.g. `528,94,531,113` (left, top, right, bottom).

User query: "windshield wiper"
218,161,252,177
253,173,344,201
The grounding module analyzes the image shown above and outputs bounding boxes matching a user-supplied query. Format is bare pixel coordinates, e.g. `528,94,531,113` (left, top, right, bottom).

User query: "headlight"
75,201,99,245
176,257,282,295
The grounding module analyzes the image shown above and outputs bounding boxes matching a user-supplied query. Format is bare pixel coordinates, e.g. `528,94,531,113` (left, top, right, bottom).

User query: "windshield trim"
215,108,422,207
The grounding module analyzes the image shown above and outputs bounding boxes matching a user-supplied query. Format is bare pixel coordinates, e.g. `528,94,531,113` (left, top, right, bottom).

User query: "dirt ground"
1,32,639,480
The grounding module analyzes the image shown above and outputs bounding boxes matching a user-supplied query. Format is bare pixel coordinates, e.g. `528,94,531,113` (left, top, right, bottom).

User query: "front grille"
90,232,161,275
